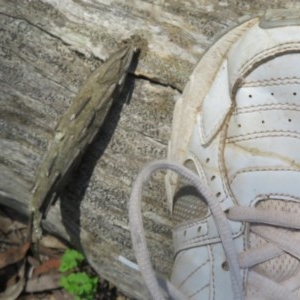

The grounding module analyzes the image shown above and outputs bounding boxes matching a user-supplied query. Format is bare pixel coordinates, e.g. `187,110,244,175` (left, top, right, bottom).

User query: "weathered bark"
0,1,297,298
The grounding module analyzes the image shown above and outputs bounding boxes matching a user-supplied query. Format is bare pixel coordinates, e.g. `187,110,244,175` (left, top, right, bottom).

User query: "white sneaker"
129,9,300,300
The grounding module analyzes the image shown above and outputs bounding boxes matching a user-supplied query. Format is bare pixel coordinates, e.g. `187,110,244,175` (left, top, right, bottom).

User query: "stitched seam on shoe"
233,104,300,114
187,151,209,185
229,167,300,185
209,244,215,300
218,113,239,210
227,130,300,143
238,42,300,78
174,219,209,231
218,117,231,203
239,43,300,74
177,259,210,288
188,283,210,299
178,225,244,248
172,251,184,270
200,103,233,144
248,193,300,208
196,116,231,209
175,207,242,246
176,119,245,248
176,238,230,252
242,77,300,87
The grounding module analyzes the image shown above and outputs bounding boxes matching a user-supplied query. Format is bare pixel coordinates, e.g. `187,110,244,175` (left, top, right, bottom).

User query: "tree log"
0,1,297,298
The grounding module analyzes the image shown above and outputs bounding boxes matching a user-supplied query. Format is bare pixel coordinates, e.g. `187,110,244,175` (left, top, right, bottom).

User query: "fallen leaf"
40,235,68,250
0,263,25,300
25,272,62,293
32,258,61,278
0,242,30,268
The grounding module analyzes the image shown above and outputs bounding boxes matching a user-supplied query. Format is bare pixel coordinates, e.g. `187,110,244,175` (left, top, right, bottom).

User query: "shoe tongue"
226,51,300,296
249,200,300,282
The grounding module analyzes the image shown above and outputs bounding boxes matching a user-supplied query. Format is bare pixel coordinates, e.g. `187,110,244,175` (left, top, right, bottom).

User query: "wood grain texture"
0,1,298,298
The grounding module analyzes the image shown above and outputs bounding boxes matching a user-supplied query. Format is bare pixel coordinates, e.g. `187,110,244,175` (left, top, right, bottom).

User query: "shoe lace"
129,160,242,300
129,160,300,300
229,208,300,300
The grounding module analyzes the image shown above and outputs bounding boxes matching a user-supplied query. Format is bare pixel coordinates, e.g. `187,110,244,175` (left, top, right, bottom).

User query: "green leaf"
60,272,98,300
59,249,85,272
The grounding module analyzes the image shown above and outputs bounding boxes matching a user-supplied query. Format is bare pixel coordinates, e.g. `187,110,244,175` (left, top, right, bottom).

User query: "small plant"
59,249,98,300
59,249,85,272
60,272,98,300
